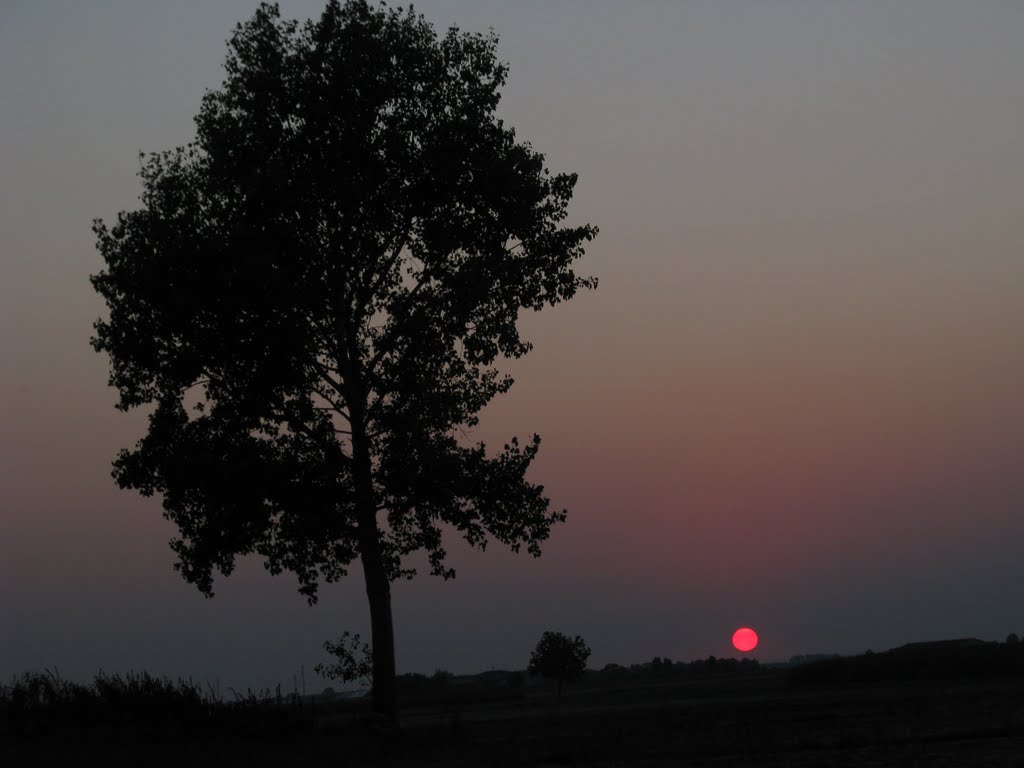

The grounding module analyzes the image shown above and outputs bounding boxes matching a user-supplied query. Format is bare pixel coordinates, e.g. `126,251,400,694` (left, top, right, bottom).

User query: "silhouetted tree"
528,631,591,698
90,0,596,723
1008,633,1020,645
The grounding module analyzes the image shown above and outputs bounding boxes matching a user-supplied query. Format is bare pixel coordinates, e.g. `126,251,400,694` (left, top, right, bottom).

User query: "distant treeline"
385,656,761,704
597,655,761,678
407,656,759,687
788,638,1024,685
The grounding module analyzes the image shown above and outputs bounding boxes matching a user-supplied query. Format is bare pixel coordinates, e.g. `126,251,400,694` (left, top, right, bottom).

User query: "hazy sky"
2,1,1023,692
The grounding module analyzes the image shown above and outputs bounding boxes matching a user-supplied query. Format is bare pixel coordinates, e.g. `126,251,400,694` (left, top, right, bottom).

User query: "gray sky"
2,1,1023,692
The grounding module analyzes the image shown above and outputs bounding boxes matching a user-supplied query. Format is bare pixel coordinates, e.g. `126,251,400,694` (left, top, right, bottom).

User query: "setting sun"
732,627,759,653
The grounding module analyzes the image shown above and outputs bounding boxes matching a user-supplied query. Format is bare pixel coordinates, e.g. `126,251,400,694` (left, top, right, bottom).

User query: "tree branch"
312,360,351,424
365,268,433,376
357,226,410,316
178,378,212,397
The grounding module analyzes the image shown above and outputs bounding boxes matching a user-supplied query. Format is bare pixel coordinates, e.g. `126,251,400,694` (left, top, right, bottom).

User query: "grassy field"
5,653,1024,766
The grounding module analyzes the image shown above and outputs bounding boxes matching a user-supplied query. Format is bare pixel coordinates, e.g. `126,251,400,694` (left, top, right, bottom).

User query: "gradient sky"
2,1,1023,693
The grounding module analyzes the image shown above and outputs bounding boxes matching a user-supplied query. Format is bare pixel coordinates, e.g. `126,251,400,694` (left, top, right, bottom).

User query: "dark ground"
386,672,1024,767
6,666,1024,767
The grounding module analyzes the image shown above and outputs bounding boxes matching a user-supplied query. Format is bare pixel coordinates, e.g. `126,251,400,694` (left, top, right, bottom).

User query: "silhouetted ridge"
788,638,1024,685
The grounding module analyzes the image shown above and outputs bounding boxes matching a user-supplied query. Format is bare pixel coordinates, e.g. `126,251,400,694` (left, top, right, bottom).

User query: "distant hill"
896,637,988,651
788,638,1024,685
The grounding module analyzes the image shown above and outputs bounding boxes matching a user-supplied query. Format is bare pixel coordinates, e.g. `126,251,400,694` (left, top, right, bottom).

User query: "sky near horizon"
2,1,1023,692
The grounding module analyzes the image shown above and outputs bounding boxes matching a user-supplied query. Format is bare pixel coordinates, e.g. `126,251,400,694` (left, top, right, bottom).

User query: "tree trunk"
361,540,397,722
353,458,398,722
346,352,399,723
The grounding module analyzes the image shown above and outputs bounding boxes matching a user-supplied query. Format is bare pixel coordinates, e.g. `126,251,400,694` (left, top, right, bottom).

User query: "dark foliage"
90,0,596,722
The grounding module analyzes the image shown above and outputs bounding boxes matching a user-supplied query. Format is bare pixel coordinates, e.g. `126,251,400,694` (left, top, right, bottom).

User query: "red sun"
732,627,759,653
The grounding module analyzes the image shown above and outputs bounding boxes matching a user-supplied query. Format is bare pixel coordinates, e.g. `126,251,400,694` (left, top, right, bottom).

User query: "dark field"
372,672,1024,766
5,654,1024,766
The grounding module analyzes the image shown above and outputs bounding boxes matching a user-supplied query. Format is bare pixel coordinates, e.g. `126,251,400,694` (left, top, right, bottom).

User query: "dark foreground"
5,667,1024,766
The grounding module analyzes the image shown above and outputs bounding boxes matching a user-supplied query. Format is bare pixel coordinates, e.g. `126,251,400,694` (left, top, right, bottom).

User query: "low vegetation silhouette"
89,0,597,723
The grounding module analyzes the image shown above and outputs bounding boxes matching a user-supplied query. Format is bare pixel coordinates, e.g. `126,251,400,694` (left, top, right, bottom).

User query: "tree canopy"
91,0,596,721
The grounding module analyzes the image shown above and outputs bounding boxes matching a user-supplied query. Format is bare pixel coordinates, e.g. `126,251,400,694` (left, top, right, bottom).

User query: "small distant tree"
314,631,373,688
1007,633,1020,645
528,631,591,698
